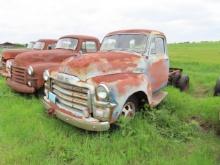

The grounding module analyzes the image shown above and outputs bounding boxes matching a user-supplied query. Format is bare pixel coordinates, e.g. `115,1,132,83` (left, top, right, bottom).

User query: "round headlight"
43,70,50,81
27,81,32,87
27,66,34,76
96,84,110,101
6,60,12,69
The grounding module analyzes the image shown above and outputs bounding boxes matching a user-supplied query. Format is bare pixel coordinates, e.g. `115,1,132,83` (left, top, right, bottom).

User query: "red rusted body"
0,39,57,77
6,35,100,93
43,29,174,131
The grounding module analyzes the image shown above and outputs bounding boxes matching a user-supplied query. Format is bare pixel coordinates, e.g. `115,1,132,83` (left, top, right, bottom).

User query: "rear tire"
171,74,181,87
214,79,220,96
177,75,189,91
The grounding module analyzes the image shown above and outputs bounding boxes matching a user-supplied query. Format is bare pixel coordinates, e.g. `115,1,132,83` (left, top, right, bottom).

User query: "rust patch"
60,51,141,79
149,59,168,91
92,73,144,94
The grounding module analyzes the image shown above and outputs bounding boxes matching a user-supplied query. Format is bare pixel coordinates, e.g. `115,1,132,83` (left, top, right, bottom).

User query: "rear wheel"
171,74,181,87
214,79,220,96
177,75,189,91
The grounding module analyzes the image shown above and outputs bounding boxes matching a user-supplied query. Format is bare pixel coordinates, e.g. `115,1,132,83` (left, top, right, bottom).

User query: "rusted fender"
2,49,29,60
87,73,153,122
31,62,61,89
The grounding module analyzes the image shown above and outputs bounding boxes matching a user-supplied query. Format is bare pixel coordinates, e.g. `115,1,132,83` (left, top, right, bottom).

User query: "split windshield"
55,38,78,50
100,34,148,54
33,41,45,50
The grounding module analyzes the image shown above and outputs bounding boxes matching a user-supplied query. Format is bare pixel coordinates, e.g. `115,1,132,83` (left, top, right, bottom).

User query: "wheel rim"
122,102,136,118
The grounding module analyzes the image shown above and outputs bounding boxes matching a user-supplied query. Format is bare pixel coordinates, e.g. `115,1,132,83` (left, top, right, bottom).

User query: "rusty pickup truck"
43,29,189,131
6,35,100,93
0,39,57,77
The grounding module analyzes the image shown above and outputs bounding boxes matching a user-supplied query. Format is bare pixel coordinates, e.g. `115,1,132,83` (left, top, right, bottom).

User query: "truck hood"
2,49,28,60
59,51,144,81
14,49,76,67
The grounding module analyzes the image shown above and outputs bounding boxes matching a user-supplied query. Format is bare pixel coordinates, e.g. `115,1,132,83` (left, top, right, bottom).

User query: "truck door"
147,35,169,92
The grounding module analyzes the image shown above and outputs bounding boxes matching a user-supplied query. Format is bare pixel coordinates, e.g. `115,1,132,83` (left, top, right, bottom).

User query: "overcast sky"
0,0,220,43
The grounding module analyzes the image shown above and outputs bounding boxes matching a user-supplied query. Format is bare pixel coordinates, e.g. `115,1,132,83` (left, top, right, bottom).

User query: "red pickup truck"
0,39,57,77
43,29,189,131
6,35,100,94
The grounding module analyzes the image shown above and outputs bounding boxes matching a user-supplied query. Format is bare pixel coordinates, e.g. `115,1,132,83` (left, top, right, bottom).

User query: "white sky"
0,0,220,43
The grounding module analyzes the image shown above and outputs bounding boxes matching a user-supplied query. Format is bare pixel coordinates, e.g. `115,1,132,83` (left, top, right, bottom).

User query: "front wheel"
121,97,138,118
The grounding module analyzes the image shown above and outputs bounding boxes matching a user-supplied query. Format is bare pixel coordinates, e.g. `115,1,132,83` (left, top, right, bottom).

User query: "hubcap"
122,102,136,118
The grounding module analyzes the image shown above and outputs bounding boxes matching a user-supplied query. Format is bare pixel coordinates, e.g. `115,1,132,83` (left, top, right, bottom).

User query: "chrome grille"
11,65,26,84
51,79,90,117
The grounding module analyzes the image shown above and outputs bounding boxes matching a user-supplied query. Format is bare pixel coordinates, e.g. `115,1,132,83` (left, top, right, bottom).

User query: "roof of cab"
106,29,165,36
38,39,57,42
59,35,99,40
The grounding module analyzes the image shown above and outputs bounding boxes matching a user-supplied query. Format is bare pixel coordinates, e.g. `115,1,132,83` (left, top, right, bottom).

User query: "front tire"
121,97,138,118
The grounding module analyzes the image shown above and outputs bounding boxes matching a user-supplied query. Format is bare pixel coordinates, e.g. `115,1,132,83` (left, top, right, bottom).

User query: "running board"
151,91,168,107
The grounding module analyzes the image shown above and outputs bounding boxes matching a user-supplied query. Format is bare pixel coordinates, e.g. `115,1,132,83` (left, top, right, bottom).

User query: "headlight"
27,66,34,76
6,60,12,69
43,70,50,81
27,81,32,87
96,84,110,101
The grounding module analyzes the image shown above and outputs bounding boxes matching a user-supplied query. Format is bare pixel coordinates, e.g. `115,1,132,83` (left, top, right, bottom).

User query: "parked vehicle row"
0,29,190,131
0,39,57,77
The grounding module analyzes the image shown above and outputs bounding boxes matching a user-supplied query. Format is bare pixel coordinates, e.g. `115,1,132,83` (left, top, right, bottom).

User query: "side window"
81,41,97,53
155,38,165,54
150,37,165,55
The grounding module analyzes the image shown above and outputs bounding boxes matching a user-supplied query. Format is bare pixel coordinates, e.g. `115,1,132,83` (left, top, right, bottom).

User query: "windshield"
27,42,35,49
55,38,78,50
100,34,148,54
33,41,45,50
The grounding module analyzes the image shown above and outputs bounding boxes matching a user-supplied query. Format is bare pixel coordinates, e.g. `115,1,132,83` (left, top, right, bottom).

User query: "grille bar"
52,84,87,100
51,77,91,117
11,65,26,84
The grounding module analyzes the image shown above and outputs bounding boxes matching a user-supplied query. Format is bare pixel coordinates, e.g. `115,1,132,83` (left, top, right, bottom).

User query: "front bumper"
43,97,110,131
6,79,35,93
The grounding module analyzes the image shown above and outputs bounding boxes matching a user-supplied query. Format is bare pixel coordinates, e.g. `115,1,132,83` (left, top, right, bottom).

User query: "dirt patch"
192,85,210,98
190,116,220,136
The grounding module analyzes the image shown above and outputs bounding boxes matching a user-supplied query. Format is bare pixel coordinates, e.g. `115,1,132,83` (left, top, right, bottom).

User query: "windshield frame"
55,38,78,50
100,33,149,54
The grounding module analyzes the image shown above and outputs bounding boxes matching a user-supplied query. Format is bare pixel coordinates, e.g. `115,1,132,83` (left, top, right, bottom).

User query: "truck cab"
6,35,100,93
0,39,57,77
43,29,171,131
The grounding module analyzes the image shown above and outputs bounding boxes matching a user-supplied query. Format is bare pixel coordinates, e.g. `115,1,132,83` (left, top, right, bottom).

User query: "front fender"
2,52,17,60
31,62,60,88
89,73,153,122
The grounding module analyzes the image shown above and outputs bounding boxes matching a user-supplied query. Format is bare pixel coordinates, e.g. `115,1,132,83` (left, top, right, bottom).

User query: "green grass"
0,42,220,164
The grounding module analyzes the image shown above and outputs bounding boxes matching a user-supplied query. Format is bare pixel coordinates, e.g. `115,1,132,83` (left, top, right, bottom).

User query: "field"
0,42,220,165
